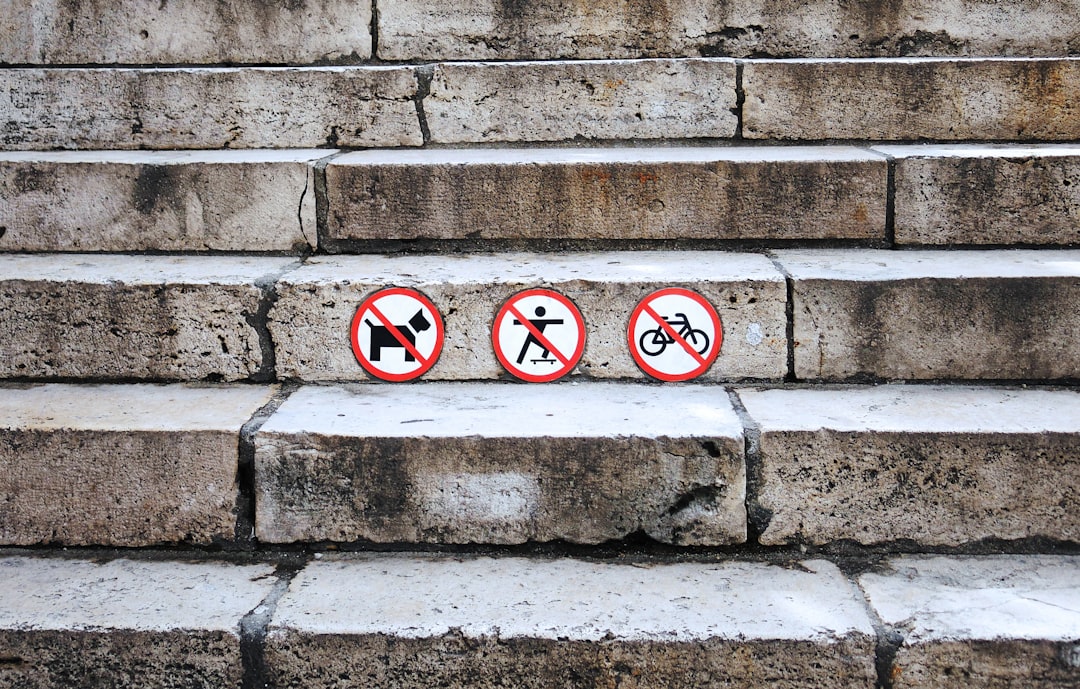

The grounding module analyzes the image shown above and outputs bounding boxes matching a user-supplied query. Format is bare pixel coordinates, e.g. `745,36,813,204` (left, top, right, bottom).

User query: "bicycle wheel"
683,328,710,355
639,328,668,356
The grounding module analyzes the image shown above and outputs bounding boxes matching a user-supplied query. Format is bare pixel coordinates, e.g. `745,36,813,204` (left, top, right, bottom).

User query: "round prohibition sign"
350,287,444,382
492,289,586,383
628,288,722,382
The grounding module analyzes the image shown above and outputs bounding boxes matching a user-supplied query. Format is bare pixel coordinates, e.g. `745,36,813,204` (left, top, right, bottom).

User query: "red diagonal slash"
365,300,429,367
505,302,572,367
641,302,708,366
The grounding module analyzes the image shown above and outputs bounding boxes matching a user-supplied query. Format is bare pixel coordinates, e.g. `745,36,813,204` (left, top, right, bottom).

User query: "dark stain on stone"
133,165,180,216
13,168,53,193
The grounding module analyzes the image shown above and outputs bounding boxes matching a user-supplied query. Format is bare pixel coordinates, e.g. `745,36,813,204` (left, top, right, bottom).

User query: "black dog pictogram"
366,309,432,361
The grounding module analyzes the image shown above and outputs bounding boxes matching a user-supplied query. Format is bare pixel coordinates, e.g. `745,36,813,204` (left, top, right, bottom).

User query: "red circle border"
627,287,722,382
492,288,586,383
350,287,444,382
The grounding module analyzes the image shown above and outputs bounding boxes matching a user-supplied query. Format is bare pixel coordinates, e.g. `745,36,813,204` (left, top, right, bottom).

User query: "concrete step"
3,553,1076,688
0,150,328,252
378,1,1080,61
1,67,420,150
0,254,295,381
324,146,887,244
776,248,1080,381
738,385,1080,546
2,0,371,65
0,383,275,546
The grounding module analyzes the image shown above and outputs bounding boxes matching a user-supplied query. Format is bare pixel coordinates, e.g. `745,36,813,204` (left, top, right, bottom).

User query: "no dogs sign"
350,288,444,382
492,289,585,383
628,288,722,382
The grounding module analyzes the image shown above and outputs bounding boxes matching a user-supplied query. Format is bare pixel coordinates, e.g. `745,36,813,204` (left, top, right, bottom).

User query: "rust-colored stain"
891,665,903,681
579,167,612,184
852,203,869,224
637,172,659,184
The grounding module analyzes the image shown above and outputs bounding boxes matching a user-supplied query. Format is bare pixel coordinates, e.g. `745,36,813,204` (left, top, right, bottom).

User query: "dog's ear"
409,309,432,332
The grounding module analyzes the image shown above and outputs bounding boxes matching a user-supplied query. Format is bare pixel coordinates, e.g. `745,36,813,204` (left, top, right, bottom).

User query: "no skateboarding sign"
628,288,722,382
350,287,444,382
493,289,585,383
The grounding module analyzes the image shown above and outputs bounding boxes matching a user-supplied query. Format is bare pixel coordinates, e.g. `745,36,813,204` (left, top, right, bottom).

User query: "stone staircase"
1,2,1079,687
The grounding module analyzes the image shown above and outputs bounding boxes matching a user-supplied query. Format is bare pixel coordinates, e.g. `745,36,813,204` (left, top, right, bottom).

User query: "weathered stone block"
255,383,745,545
0,383,275,546
266,556,877,688
377,1,1080,60
0,150,326,252
774,249,1080,380
0,254,295,380
425,59,737,143
0,556,276,687
268,252,786,382
0,0,371,64
0,67,421,150
744,58,1080,141
860,556,1080,688
738,386,1080,546
875,144,1080,246
324,146,886,241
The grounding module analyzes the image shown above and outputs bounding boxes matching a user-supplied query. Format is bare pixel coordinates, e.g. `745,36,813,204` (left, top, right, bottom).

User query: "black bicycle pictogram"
639,312,710,357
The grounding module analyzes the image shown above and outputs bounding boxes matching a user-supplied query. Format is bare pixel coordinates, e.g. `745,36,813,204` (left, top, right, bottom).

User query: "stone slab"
255,383,745,545
266,555,876,688
0,556,275,688
377,1,1080,60
425,59,737,144
1,67,420,150
268,252,786,382
325,146,886,241
773,249,1080,380
737,386,1080,546
744,58,1080,141
860,555,1080,688
873,144,1080,246
0,150,327,251
0,254,296,380
0,0,370,65
0,383,275,545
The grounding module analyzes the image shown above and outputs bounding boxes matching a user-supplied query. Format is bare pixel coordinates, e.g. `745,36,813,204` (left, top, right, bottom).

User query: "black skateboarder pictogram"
514,306,564,364
366,309,431,361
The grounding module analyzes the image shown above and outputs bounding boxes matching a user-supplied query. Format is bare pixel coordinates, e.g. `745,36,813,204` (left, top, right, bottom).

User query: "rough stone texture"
0,67,420,150
269,252,786,382
255,383,745,545
0,254,295,380
774,249,1080,381
0,150,325,252
378,1,1080,60
0,556,275,688
325,147,886,241
0,0,371,65
266,556,877,688
860,556,1080,688
0,383,275,545
743,58,1080,141
875,144,1080,246
739,386,1080,546
425,59,737,144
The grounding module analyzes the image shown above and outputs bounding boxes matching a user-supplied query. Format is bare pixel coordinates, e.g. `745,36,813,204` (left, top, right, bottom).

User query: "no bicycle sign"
350,287,444,382
628,287,722,382
492,289,585,383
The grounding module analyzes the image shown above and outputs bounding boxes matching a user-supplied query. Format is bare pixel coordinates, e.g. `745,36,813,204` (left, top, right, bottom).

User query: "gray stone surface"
0,383,275,545
0,150,326,252
860,556,1080,688
268,252,786,382
0,556,275,688
0,0,371,64
738,386,1080,546
425,59,737,143
325,147,886,241
744,58,1080,141
774,249,1080,380
266,555,876,688
0,254,295,380
875,144,1080,246
255,383,745,545
378,1,1080,60
1,67,420,150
